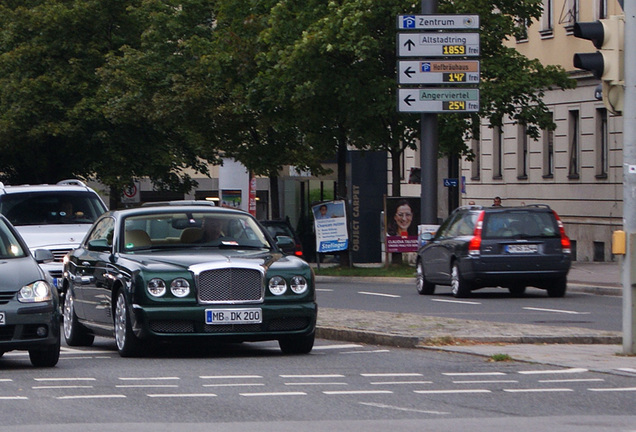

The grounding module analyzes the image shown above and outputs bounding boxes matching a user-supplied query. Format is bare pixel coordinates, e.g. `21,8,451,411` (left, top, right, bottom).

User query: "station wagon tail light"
468,211,485,256
553,211,571,254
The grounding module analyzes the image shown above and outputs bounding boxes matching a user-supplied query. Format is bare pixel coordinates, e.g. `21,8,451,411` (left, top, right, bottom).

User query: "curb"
316,326,622,348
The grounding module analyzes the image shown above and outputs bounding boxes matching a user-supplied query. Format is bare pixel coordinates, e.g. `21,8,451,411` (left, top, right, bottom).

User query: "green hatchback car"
62,205,317,357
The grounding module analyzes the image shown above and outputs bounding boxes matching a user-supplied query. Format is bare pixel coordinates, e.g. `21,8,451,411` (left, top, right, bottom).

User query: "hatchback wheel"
29,337,60,367
451,263,471,298
416,260,435,295
547,277,567,298
114,289,143,357
63,289,94,346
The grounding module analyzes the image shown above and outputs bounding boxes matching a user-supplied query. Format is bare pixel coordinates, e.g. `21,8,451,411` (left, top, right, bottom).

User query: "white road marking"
443,372,506,376
370,381,434,385
313,344,362,350
503,388,574,393
148,393,218,398
361,373,423,377
316,288,334,292
518,368,588,375
241,391,307,397
202,383,265,388
341,349,390,354
116,384,179,388
358,291,400,298
33,377,96,382
323,390,393,395
359,402,449,415
414,389,491,394
618,368,636,374
539,378,604,383
285,382,348,386
57,394,126,400
118,377,180,381
200,375,262,379
0,396,28,400
588,387,636,392
431,298,481,305
523,307,590,315
0,379,13,382
453,380,519,384
280,374,345,378
33,385,94,390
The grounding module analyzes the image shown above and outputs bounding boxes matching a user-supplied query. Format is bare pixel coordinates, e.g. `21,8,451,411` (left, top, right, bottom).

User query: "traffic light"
572,14,624,114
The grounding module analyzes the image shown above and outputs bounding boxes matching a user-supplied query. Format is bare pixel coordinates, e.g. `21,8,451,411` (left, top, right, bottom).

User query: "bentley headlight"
18,280,52,303
290,276,308,294
268,276,287,295
171,278,190,297
147,278,167,297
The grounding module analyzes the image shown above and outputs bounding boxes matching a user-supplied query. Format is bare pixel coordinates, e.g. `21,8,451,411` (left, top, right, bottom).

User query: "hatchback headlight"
171,278,190,297
18,281,53,303
290,276,308,294
147,278,167,297
268,276,287,295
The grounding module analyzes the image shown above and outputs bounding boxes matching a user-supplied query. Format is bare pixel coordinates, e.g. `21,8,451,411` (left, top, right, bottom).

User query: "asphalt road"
1,337,635,431
316,278,622,332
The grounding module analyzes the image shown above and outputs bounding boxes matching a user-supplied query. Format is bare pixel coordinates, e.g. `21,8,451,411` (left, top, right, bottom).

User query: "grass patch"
489,353,513,362
314,263,415,278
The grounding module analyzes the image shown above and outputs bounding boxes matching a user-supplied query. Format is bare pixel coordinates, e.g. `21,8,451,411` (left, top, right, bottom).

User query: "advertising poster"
221,189,242,209
385,196,421,253
312,200,348,253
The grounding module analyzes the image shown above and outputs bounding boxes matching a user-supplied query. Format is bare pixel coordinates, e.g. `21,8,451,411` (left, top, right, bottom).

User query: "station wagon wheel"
451,262,471,298
28,337,60,367
547,276,567,298
279,332,315,354
508,285,526,297
416,260,435,295
114,289,142,357
63,289,94,346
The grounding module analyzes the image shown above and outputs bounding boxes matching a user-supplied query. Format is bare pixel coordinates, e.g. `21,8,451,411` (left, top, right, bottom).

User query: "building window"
515,18,529,42
568,110,580,179
596,108,608,178
493,126,503,179
471,138,481,180
540,0,554,37
561,0,579,33
517,124,528,179
542,114,554,178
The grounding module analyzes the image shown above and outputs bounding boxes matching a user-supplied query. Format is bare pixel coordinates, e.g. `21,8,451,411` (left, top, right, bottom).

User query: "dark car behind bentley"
416,204,571,298
62,205,317,357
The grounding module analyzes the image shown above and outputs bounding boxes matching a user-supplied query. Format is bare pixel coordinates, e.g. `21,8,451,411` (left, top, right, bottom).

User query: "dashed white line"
503,388,574,393
518,368,588,375
202,383,265,388
443,372,506,376
281,374,345,378
241,391,307,397
0,396,28,400
200,375,262,379
361,373,423,377
522,307,590,315
414,389,491,394
147,393,217,398
116,384,179,389
539,378,604,383
57,394,126,400
313,344,362,350
358,291,401,298
33,385,94,390
323,390,393,395
285,382,348,386
341,349,390,354
453,380,519,384
431,298,481,305
618,368,636,374
359,402,449,415
588,387,636,392
370,381,433,385
119,377,180,381
33,377,96,382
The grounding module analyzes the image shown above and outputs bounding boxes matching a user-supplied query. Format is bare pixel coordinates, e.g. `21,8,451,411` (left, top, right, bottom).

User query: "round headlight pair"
18,280,52,303
268,276,308,296
147,278,190,298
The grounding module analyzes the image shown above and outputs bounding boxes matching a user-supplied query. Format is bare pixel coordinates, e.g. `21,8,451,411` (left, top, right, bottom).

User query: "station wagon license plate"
205,308,262,325
506,244,538,254
0,312,5,325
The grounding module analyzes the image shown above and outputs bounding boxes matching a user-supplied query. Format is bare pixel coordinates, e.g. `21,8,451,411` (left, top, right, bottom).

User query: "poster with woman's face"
385,197,420,253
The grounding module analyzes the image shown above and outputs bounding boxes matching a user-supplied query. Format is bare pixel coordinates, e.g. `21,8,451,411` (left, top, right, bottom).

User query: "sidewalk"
315,260,636,375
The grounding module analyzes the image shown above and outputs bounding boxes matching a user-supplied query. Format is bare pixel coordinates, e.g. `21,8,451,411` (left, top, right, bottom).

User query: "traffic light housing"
573,15,624,114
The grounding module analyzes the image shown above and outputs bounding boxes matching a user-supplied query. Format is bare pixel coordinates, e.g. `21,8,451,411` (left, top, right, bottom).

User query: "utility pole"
420,0,439,225
622,1,635,355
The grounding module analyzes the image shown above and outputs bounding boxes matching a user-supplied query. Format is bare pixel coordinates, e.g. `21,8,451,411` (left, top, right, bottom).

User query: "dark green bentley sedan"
62,205,317,357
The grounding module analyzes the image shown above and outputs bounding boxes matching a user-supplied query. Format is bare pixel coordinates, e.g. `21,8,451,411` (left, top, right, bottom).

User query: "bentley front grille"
197,268,264,304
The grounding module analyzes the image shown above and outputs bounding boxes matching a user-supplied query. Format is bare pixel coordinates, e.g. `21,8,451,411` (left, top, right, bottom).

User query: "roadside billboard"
385,197,421,253
312,200,348,253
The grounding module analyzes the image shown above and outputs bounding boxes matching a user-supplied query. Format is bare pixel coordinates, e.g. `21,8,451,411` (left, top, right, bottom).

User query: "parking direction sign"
398,32,480,57
398,88,479,113
398,60,480,84
397,14,479,30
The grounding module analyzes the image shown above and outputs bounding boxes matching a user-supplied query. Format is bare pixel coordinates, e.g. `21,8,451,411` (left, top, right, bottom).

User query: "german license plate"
0,312,5,326
205,308,262,325
506,244,538,253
